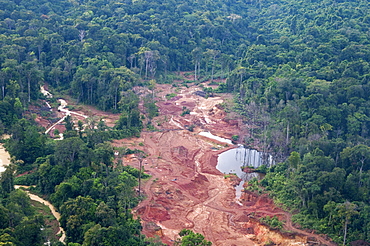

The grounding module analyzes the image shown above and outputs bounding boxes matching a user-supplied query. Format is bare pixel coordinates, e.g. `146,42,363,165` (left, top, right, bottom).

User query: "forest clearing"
32,78,335,245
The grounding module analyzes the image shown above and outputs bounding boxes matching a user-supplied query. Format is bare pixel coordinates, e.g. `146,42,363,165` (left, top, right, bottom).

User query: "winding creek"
0,144,66,243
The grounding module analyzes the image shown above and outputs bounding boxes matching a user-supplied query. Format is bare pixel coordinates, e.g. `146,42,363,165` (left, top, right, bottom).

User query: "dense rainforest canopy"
1,0,370,244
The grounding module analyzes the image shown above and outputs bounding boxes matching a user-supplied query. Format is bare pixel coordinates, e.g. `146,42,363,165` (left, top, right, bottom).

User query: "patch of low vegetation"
14,172,38,186
146,122,159,131
166,93,177,100
181,106,191,116
245,178,263,194
187,124,195,132
255,165,268,174
223,173,237,179
231,135,239,142
259,216,284,230
184,72,193,77
175,229,212,246
66,105,75,111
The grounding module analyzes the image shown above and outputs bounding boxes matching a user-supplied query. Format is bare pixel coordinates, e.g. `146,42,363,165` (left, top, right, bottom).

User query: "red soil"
122,82,335,246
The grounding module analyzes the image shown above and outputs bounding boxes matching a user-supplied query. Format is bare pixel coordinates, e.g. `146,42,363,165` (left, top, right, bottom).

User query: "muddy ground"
34,78,335,246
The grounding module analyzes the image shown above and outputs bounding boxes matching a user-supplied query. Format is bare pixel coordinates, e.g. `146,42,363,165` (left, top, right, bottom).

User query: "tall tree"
336,201,358,246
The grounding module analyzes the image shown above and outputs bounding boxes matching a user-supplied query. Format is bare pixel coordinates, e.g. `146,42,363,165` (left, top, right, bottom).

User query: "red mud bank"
199,147,234,175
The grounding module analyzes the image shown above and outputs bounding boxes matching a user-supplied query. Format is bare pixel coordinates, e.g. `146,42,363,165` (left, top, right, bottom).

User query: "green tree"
336,201,358,246
60,196,97,244
13,215,45,246
54,137,90,173
6,119,46,167
341,145,370,178
0,162,16,195
94,202,116,227
175,229,212,246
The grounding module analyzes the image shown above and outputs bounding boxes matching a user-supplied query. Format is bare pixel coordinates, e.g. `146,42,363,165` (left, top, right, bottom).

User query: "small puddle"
217,145,272,203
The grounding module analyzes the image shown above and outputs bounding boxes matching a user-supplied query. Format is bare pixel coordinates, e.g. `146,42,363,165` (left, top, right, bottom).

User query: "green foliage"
255,165,268,174
60,196,98,243
166,93,177,100
181,107,191,116
5,119,47,169
1,119,152,245
260,216,284,230
14,172,37,186
121,165,150,180
262,146,370,243
175,229,212,246
0,164,15,196
0,189,48,246
13,215,45,246
144,94,159,119
188,125,195,132
223,174,236,179
114,91,143,136
231,135,239,142
146,122,158,132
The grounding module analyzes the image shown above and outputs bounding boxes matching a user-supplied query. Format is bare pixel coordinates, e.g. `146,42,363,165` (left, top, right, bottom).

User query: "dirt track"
118,82,336,246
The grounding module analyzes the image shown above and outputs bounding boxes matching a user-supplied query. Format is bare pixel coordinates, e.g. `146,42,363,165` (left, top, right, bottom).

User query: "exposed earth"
33,76,336,246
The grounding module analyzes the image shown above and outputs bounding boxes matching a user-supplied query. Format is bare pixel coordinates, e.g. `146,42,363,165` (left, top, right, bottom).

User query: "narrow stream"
217,145,272,202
